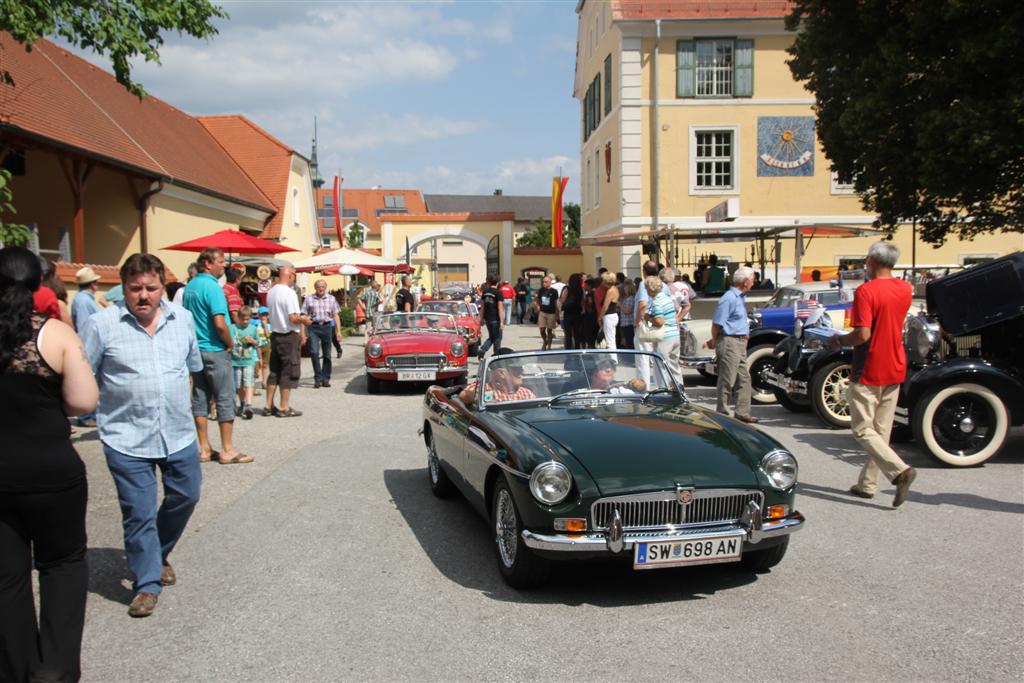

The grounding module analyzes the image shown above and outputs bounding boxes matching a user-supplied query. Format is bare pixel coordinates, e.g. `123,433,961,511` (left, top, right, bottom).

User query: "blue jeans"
504,300,514,325
307,324,333,382
103,440,201,595
479,319,502,357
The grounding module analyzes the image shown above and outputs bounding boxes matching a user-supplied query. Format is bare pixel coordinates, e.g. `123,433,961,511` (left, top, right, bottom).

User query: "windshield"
418,301,469,316
372,312,458,333
478,351,679,407
766,287,803,308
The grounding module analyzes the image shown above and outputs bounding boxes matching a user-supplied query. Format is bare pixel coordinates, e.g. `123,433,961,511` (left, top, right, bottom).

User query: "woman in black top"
558,273,585,350
581,277,599,349
0,247,98,683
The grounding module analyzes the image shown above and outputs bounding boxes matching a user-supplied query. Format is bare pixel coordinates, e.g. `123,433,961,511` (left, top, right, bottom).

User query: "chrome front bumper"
521,511,805,553
366,366,467,377
764,369,808,395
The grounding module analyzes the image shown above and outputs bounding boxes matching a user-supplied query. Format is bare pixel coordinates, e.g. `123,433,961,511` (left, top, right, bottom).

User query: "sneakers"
892,467,917,508
128,592,158,618
241,405,254,420
848,485,874,499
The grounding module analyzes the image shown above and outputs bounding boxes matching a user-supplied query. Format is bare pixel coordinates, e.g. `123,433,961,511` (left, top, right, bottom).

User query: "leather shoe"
160,562,176,586
848,485,874,499
892,467,917,508
128,592,158,618
313,380,321,389
321,380,331,388
735,414,759,424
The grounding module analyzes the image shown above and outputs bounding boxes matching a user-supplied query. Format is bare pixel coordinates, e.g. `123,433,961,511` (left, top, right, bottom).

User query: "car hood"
371,332,460,356
502,403,763,496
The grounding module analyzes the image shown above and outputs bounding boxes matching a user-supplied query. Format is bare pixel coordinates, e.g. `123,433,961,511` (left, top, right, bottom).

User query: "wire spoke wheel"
495,488,518,568
811,361,852,428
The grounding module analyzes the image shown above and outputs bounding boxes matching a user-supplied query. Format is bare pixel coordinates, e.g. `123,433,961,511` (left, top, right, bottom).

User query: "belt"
723,334,749,339
311,321,332,326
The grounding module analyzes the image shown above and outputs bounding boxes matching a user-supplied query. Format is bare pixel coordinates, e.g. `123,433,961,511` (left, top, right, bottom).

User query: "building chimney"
493,188,503,196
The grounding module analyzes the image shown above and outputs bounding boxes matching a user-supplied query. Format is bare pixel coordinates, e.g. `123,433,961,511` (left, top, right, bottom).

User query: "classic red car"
417,300,481,354
365,312,469,394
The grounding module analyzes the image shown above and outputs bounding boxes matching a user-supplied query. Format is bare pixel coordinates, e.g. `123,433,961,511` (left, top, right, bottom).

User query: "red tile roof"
199,116,295,239
387,212,516,223
611,0,793,19
0,33,275,214
314,188,426,236
55,261,178,284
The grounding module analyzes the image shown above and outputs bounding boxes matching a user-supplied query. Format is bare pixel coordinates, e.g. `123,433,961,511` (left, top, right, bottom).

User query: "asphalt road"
73,323,1024,682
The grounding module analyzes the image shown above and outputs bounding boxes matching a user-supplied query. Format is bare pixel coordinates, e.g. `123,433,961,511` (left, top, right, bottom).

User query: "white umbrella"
293,247,405,272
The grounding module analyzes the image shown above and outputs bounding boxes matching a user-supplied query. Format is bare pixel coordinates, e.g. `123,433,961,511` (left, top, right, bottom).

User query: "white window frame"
689,125,740,196
585,157,592,212
830,171,857,195
695,39,735,97
959,253,999,266
292,188,301,224
594,148,601,208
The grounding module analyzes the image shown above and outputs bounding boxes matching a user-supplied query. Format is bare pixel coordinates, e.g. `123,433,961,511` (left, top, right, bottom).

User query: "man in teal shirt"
182,248,253,465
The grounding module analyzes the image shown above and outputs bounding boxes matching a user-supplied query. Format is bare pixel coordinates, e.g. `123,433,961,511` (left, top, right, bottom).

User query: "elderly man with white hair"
707,266,757,423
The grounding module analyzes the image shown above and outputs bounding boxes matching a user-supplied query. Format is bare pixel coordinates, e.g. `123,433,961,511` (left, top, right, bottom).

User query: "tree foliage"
0,168,31,246
0,0,228,97
515,214,580,249
786,0,1024,245
345,221,365,249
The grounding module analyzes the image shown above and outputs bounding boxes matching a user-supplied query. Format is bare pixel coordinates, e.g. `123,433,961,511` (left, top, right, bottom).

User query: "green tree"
345,221,365,249
0,0,227,244
516,219,553,248
786,0,1024,245
564,201,580,246
0,0,228,96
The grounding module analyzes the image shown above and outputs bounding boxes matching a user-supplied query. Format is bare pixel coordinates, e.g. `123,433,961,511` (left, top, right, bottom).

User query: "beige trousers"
715,336,751,417
849,382,908,494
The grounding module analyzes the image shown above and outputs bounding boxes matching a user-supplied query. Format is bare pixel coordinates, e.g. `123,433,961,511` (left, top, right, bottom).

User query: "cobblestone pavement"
74,323,1023,682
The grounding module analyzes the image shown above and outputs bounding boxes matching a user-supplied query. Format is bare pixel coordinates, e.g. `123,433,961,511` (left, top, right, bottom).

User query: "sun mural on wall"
757,116,815,177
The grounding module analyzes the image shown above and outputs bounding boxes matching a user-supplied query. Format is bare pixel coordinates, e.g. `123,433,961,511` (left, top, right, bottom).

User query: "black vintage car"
769,252,1024,466
895,252,1024,465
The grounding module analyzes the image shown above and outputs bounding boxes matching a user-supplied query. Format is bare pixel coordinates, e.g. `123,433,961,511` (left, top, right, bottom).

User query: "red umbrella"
163,229,300,255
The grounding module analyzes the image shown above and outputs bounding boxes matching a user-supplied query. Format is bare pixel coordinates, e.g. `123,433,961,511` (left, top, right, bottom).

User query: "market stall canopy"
293,247,412,273
163,229,300,255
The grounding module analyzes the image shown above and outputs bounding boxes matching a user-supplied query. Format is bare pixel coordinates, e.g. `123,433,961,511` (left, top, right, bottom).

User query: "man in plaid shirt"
302,279,341,388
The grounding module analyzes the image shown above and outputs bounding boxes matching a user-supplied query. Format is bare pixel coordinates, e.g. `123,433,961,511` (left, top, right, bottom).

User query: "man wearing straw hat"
71,266,103,330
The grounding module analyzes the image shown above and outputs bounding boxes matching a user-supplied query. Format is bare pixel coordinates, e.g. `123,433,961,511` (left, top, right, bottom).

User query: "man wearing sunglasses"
459,348,535,404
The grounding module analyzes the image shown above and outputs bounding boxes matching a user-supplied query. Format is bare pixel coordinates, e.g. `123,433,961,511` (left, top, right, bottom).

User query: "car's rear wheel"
366,373,382,394
739,537,789,572
811,361,853,429
748,345,779,405
913,383,1009,466
426,429,456,498
492,479,549,588
773,388,811,412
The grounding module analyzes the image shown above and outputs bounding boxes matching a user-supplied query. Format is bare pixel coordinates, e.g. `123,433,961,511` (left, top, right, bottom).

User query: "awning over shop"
578,221,886,247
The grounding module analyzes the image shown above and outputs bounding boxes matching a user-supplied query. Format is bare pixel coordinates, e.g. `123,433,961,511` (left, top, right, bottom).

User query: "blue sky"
68,0,583,203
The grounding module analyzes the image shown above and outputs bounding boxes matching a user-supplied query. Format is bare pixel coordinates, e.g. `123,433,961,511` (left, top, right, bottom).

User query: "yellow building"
574,1,1022,282
0,34,319,292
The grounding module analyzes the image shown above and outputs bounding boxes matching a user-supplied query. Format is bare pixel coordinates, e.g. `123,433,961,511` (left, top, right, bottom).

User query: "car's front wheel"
811,360,853,429
739,537,789,572
913,382,1009,466
748,345,779,405
492,479,550,588
427,429,456,498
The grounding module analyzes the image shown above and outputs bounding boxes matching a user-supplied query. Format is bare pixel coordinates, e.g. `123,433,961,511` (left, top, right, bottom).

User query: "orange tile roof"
387,212,516,223
314,188,426,235
199,116,295,239
611,0,793,19
55,261,178,284
0,33,274,214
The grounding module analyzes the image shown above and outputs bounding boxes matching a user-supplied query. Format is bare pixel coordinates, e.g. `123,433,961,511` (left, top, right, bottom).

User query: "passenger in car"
585,357,647,394
458,348,536,405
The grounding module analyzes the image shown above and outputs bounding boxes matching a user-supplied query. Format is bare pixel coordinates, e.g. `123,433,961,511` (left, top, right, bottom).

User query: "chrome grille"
591,489,763,531
388,354,445,370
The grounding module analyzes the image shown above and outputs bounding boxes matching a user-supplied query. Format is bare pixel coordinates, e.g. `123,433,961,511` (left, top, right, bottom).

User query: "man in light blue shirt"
80,254,203,618
708,266,756,423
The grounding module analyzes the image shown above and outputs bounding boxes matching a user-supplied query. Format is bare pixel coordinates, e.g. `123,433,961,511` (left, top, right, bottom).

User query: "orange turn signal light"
766,505,788,520
554,518,587,532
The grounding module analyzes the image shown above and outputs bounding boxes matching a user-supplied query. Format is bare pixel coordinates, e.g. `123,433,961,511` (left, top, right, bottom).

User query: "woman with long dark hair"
558,273,584,349
0,246,98,682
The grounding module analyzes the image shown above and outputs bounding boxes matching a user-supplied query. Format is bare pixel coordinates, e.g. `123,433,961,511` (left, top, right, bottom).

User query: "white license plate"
634,534,743,570
397,370,436,381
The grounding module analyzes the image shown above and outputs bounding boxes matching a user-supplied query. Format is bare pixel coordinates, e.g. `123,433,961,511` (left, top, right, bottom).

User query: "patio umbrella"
293,247,411,273
163,229,300,256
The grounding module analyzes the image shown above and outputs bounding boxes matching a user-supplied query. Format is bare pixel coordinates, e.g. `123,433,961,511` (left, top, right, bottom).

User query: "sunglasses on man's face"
506,366,524,377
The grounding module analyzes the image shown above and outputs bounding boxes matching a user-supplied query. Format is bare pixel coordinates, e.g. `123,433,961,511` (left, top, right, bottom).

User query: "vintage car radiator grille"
591,489,764,531
387,354,445,370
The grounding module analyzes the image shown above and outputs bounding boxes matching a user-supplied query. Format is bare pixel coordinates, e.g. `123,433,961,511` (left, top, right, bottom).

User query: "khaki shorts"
538,312,558,330
268,332,301,390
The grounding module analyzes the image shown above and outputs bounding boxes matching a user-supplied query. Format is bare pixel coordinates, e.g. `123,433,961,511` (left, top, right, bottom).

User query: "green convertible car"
420,349,805,588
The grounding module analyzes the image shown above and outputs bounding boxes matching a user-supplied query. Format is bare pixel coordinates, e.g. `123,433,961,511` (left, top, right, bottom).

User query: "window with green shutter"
604,54,612,114
677,38,753,98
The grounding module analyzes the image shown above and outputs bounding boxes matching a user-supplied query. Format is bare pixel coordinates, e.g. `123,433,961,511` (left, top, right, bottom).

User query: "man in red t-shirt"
223,267,244,325
829,241,916,507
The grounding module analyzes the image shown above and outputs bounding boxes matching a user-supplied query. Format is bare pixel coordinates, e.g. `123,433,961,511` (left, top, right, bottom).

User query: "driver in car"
586,357,647,394
459,348,536,404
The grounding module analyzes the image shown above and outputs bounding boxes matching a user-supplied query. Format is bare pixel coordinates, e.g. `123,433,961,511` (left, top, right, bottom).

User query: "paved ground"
73,323,1023,682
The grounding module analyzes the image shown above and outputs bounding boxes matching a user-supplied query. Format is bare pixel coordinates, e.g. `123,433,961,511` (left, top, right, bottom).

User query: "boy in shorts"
231,306,261,419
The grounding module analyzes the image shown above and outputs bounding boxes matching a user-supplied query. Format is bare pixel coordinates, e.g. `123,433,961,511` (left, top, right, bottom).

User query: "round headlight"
451,340,465,357
903,315,939,364
367,342,383,359
529,462,572,505
761,450,798,490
